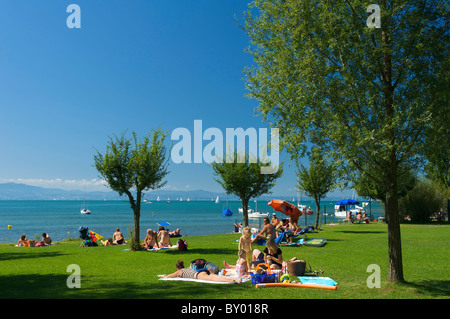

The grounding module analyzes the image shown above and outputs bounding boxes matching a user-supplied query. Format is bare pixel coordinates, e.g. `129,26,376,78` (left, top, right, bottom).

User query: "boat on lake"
334,199,367,218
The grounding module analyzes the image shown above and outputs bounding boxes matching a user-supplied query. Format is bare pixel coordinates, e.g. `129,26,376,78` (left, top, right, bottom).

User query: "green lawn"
1,223,449,299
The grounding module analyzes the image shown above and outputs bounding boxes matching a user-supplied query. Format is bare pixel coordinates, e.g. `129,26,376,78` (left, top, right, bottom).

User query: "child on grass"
239,226,253,271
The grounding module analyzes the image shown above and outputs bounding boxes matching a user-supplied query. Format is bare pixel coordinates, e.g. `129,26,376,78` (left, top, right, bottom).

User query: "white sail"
215,196,220,203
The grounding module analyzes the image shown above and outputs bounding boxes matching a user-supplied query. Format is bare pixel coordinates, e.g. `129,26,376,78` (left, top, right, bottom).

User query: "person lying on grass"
165,260,242,283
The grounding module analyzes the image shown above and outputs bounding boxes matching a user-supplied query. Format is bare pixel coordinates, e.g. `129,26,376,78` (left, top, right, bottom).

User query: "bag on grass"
177,239,188,251
190,259,207,270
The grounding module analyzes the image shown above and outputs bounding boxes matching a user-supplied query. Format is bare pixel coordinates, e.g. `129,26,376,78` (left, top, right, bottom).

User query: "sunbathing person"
251,218,276,244
165,260,241,283
17,235,30,247
157,226,172,247
142,229,159,249
42,232,52,245
264,237,284,270
169,228,182,237
113,228,125,245
101,238,114,246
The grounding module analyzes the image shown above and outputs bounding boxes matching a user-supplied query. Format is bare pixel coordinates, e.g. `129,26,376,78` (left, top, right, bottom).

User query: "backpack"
177,239,188,251
204,262,219,274
190,259,207,270
35,241,45,247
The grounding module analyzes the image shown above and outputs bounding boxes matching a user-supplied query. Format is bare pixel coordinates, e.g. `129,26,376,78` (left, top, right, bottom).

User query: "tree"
296,151,337,229
211,152,282,227
424,50,450,189
94,130,169,250
242,0,448,282
353,165,417,212
399,179,448,223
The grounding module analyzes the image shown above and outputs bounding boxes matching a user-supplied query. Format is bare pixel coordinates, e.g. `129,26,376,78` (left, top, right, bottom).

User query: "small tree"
94,130,169,250
211,152,282,227
296,151,336,229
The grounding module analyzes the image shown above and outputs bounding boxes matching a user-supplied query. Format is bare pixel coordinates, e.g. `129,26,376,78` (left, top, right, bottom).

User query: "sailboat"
157,196,160,202
215,196,220,203
80,186,91,214
248,198,269,218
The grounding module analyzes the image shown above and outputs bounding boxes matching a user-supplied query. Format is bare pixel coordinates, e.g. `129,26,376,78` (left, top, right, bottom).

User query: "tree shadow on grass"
334,231,386,234
404,280,450,298
163,248,237,255
0,251,68,262
0,273,72,299
77,279,249,299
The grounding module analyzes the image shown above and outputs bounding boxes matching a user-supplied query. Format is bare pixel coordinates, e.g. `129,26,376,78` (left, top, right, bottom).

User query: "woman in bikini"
165,260,241,283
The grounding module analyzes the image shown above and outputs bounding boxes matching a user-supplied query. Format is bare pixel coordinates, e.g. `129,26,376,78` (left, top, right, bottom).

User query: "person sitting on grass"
142,229,159,249
235,249,250,278
251,218,276,244
157,226,172,247
17,235,29,247
113,228,125,245
42,232,52,245
165,260,241,283
264,237,283,270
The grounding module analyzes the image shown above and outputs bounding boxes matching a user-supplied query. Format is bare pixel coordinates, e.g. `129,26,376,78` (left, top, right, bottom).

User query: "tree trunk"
133,206,140,250
242,198,249,227
382,29,404,283
385,184,404,282
126,190,141,251
314,196,320,229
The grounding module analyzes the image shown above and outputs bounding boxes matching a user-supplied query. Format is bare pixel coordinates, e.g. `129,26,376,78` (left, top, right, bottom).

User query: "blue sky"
0,1,349,198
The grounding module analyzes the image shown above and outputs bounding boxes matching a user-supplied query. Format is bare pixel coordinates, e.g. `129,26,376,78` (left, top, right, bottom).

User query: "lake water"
0,199,384,243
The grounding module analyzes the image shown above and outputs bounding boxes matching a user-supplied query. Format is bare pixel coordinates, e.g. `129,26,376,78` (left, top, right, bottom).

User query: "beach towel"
147,245,178,251
298,276,337,286
158,276,251,284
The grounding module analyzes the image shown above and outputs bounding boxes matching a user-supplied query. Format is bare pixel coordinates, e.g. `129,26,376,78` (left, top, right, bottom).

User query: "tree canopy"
94,129,169,249
296,150,337,229
211,151,282,227
242,0,448,282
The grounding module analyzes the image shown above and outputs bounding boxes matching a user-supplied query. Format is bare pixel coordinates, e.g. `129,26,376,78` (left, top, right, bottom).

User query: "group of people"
17,232,52,247
163,222,284,284
346,209,368,222
221,224,284,280
141,226,181,249
250,214,302,244
101,228,127,246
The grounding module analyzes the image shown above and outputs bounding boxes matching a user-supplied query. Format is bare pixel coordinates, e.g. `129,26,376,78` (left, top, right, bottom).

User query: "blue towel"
298,276,337,286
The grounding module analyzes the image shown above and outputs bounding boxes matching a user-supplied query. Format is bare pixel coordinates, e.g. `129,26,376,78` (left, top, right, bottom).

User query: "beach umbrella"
88,230,103,243
336,199,359,205
268,199,302,224
222,208,233,216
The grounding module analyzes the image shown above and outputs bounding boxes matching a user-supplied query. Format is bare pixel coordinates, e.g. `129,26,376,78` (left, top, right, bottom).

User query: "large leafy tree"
242,0,448,282
211,152,282,227
296,150,337,229
94,130,169,250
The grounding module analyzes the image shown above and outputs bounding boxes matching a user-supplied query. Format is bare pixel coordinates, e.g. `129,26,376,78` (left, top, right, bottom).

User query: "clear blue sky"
0,1,349,198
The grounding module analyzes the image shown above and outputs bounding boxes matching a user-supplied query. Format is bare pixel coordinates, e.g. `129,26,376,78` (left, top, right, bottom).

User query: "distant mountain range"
0,182,276,201
0,182,351,201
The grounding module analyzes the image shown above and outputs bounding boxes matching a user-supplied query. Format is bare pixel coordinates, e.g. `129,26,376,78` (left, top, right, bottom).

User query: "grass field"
1,223,449,299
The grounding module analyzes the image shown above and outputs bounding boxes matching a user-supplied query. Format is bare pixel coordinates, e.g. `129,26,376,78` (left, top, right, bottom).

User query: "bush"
399,179,447,223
